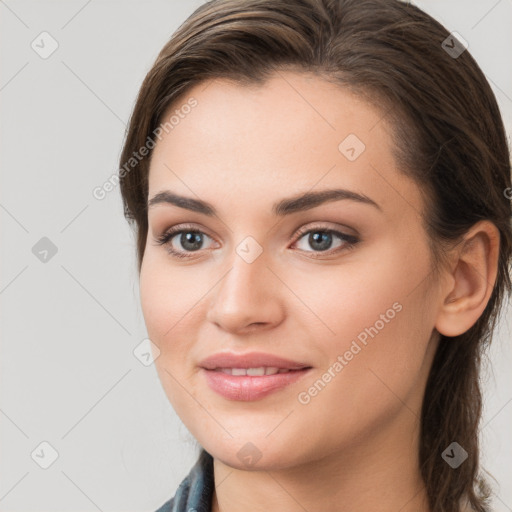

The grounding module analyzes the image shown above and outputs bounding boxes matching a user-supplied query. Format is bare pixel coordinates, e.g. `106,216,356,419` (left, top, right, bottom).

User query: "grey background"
0,1,511,511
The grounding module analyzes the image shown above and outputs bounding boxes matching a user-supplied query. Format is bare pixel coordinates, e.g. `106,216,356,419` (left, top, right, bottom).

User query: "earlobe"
434,221,500,338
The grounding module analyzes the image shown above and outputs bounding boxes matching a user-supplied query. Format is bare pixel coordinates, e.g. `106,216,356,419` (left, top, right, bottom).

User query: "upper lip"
199,351,311,370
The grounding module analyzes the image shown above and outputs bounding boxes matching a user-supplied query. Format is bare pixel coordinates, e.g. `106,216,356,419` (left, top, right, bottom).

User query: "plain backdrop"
1,1,511,511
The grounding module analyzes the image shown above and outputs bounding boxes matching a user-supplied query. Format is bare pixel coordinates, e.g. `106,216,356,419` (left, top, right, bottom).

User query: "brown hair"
118,0,512,510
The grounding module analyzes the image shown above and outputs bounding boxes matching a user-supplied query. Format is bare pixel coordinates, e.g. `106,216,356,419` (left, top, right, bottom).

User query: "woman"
119,0,512,511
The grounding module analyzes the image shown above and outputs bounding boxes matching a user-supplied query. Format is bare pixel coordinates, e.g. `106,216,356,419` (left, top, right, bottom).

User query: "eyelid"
154,222,216,246
290,223,359,257
293,221,359,239
154,221,359,258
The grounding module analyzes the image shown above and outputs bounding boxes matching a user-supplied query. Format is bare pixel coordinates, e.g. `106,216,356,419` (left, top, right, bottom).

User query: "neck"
210,409,430,512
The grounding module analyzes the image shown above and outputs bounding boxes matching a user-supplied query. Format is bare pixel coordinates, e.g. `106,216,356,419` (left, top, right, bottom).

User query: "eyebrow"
147,188,381,216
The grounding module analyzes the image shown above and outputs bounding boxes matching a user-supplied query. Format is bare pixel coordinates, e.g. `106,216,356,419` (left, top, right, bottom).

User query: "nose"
206,250,285,334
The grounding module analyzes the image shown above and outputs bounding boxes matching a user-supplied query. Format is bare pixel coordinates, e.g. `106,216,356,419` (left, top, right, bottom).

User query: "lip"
199,351,312,401
199,351,311,371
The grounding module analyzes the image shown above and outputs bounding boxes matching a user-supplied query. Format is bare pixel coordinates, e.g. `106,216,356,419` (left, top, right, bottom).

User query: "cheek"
290,282,435,455
139,256,190,374
139,252,194,341
295,237,431,344
139,254,209,376
139,259,168,341
139,258,202,414
296,236,436,394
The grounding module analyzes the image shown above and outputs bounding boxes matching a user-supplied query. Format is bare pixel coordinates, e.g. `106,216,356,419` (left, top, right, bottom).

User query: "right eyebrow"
148,191,215,215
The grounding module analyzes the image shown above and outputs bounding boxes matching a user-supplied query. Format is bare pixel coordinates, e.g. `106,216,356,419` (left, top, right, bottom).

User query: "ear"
435,220,500,337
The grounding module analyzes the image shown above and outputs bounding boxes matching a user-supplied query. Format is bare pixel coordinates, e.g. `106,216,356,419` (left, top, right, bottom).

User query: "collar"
155,449,214,512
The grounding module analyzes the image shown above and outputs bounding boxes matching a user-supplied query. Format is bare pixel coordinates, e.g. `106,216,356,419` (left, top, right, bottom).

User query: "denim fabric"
155,449,214,512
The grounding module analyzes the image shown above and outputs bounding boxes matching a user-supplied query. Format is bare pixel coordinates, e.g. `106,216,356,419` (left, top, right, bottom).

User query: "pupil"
181,232,203,251
310,231,332,251
177,231,334,252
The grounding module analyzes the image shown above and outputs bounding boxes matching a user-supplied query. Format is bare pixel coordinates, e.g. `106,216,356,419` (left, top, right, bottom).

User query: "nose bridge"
216,244,269,308
206,240,283,331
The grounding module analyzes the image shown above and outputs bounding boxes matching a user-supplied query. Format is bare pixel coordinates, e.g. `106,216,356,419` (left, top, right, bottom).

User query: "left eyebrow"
272,188,381,215
147,188,381,216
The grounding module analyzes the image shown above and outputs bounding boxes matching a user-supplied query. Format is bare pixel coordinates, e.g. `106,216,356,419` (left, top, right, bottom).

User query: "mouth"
198,351,313,401
210,367,306,376
199,350,311,371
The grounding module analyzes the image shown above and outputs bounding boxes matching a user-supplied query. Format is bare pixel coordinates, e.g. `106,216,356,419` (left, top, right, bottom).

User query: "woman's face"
140,71,442,470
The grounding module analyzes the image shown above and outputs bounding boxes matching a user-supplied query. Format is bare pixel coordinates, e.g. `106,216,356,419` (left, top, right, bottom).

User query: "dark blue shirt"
155,449,214,512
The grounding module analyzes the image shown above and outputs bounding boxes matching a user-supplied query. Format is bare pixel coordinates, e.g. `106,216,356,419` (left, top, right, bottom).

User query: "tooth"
246,367,266,376
217,367,293,376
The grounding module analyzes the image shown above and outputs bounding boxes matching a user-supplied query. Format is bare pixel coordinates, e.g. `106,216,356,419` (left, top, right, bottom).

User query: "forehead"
147,71,422,219
153,71,388,156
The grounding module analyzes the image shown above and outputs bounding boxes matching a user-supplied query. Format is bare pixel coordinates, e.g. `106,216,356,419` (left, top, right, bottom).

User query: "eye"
154,223,216,259
154,223,360,260
292,225,359,257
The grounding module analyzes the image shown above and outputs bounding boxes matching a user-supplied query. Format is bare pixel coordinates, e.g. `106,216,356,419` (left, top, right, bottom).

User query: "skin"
140,71,500,512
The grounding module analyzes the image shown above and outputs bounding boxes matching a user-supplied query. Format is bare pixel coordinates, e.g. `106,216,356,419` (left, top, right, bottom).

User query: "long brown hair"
118,1,512,510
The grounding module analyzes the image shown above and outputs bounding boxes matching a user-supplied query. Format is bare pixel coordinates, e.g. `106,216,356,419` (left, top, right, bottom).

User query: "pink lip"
199,351,312,401
199,351,310,370
201,368,312,401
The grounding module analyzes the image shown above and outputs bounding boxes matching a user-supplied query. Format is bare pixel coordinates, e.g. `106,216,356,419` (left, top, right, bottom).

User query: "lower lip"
201,368,312,401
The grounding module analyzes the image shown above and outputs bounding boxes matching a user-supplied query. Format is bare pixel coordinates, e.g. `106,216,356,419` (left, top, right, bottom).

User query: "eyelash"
154,223,360,260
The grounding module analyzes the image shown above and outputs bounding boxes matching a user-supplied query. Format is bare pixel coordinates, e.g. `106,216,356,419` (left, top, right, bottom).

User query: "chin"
201,436,311,472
